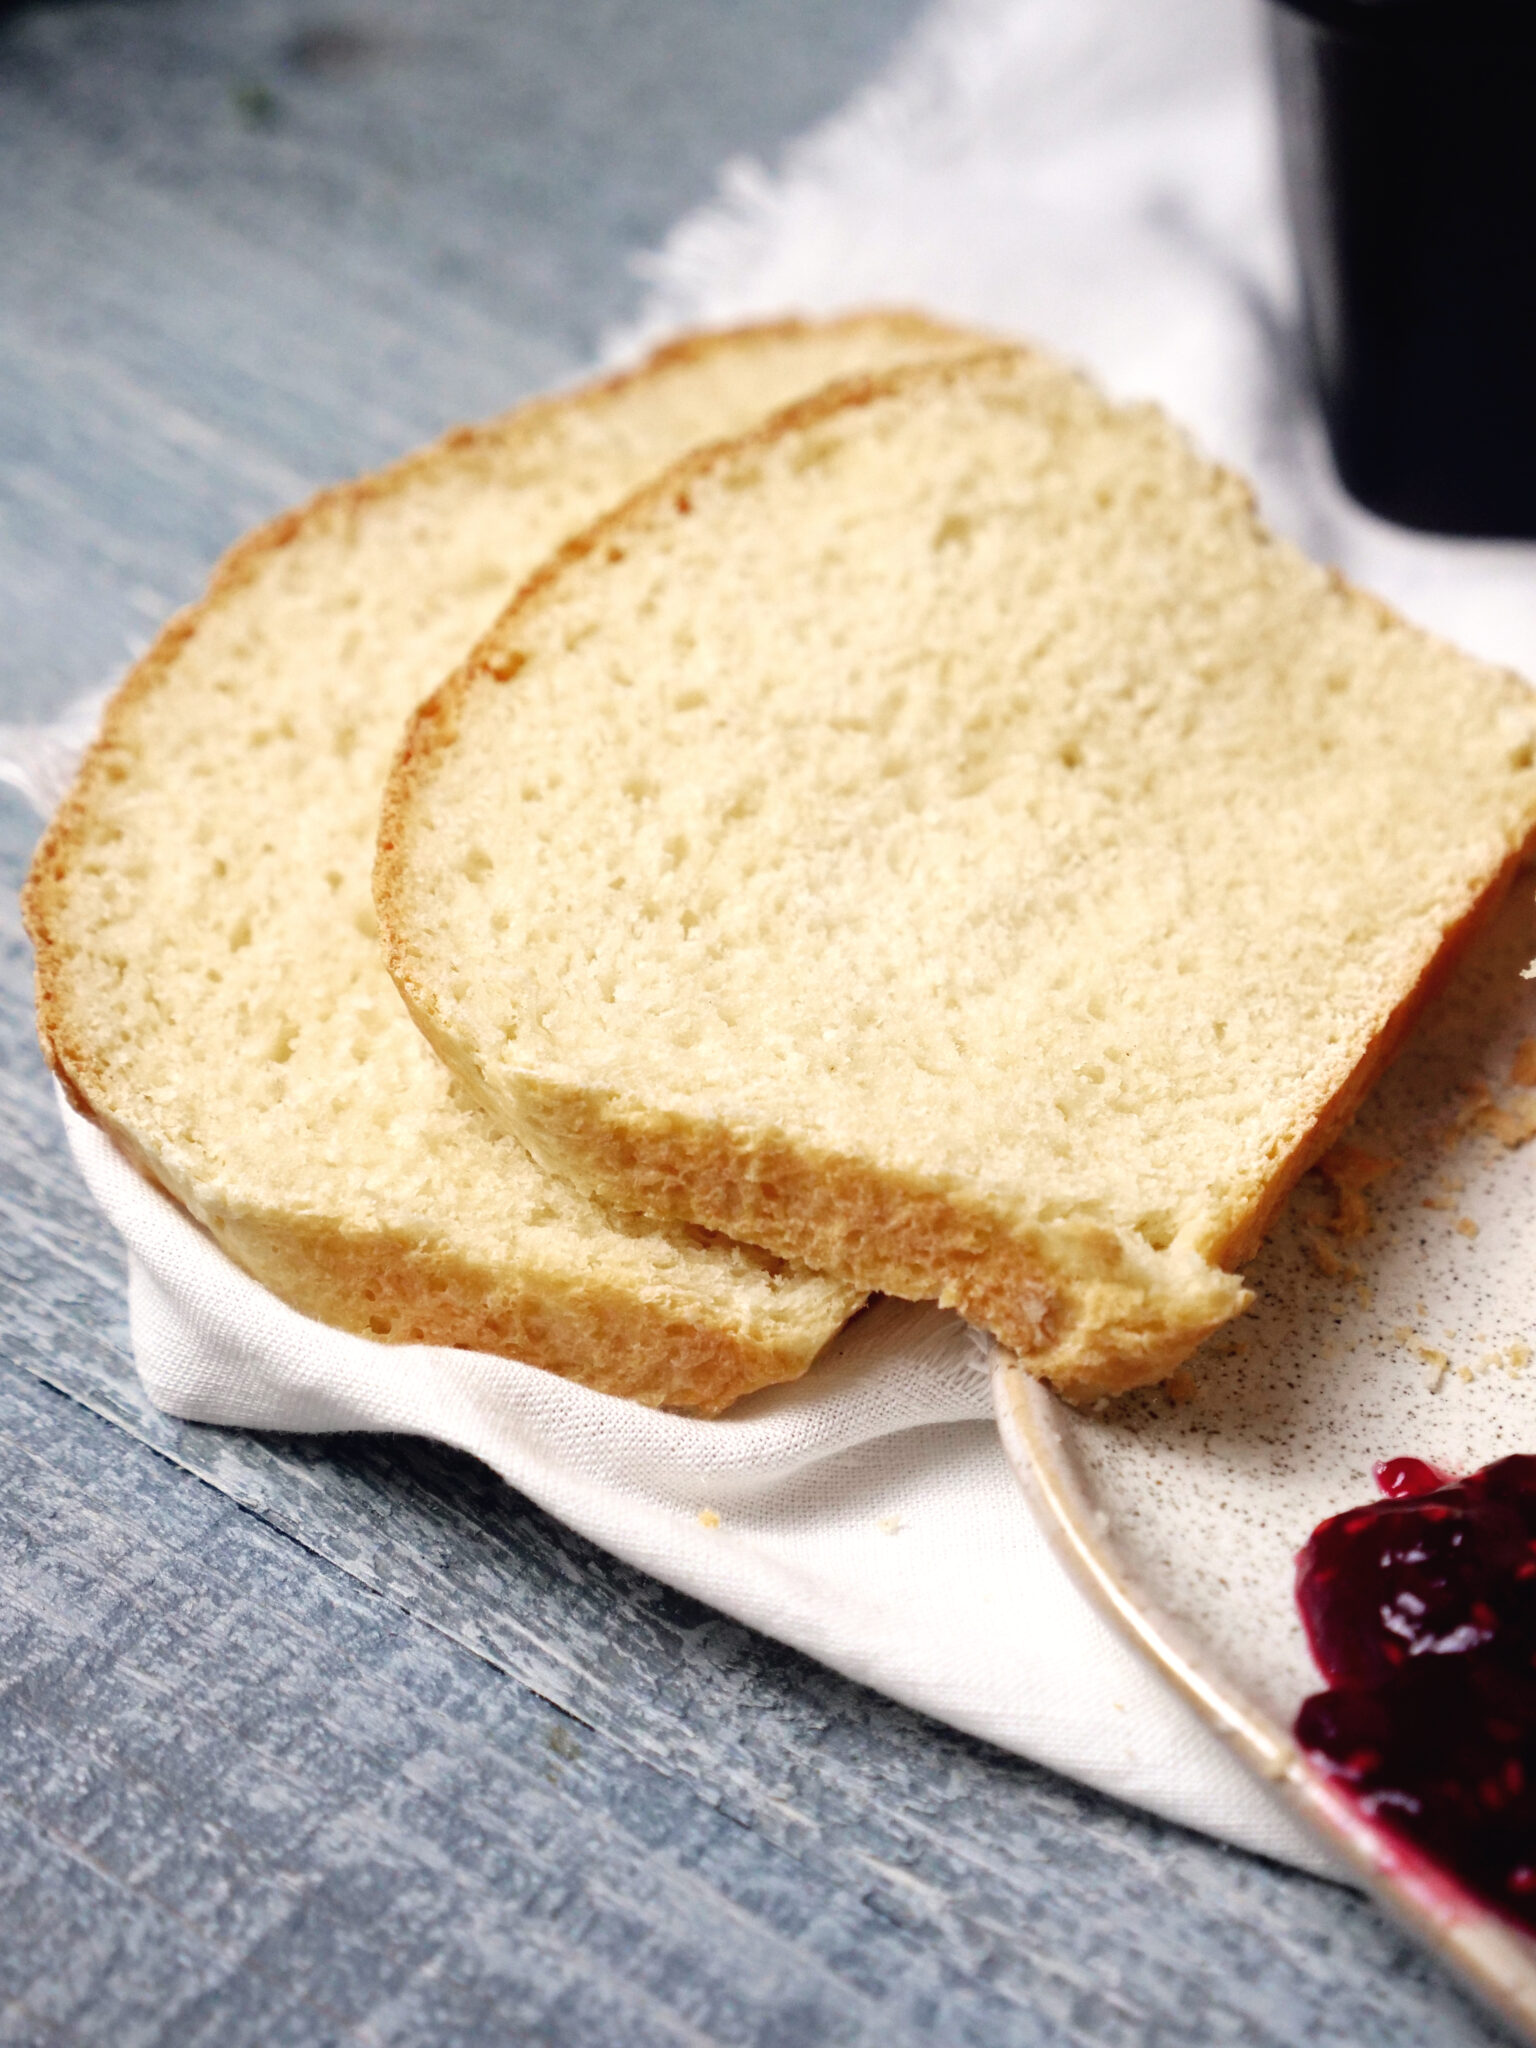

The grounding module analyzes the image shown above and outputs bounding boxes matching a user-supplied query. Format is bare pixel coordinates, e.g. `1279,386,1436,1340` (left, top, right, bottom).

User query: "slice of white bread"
378,346,1536,1402
24,313,988,1413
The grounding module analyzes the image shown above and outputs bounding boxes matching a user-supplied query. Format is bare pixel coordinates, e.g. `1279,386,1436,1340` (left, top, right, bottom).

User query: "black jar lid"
1270,0,1536,42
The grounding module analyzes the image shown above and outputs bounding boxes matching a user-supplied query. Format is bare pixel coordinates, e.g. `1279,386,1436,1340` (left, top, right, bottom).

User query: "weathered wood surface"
0,1,1518,2041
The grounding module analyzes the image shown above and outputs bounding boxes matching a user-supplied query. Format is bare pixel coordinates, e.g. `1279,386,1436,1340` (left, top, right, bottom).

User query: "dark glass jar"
1269,0,1536,536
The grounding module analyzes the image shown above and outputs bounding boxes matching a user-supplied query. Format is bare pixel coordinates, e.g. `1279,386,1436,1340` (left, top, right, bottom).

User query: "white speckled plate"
994,877,1536,2040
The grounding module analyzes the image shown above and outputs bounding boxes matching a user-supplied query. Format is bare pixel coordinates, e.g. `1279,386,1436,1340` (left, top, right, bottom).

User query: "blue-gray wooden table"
0,2,1519,2041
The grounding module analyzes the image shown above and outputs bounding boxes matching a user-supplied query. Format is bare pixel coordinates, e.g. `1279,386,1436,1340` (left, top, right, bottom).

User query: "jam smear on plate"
1295,1453,1536,1932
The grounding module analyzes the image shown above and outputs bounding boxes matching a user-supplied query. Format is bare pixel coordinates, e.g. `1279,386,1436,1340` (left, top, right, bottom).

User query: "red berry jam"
1295,1454,1536,1932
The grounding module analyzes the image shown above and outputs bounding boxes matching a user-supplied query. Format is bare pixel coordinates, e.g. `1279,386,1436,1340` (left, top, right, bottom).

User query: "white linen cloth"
12,0,1535,1877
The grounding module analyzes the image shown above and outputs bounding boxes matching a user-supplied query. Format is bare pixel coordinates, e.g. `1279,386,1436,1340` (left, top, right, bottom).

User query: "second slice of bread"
24,314,987,1412
378,347,1536,1400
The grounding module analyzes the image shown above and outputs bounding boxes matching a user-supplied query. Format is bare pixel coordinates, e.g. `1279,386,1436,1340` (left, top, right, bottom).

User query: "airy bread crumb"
24,313,986,1411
